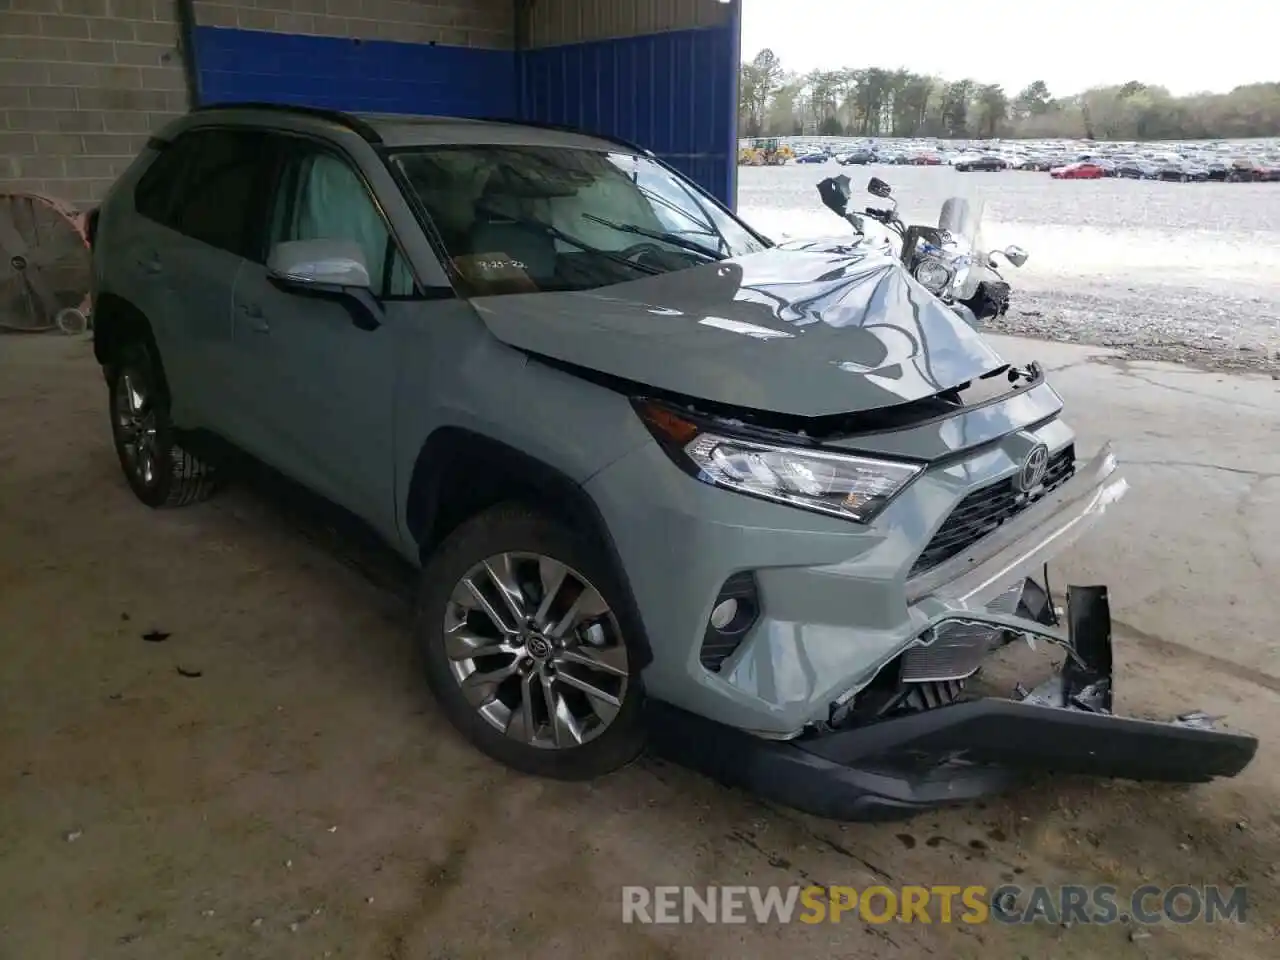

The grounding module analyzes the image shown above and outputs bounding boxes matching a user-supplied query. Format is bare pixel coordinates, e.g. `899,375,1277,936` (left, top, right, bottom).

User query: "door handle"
238,301,269,332
137,254,162,275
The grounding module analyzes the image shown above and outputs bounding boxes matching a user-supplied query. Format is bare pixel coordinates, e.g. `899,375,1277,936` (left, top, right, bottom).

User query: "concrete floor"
1,334,1278,959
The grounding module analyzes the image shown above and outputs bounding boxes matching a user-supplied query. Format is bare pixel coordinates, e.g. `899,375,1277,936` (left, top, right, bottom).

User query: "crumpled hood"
470,242,1006,417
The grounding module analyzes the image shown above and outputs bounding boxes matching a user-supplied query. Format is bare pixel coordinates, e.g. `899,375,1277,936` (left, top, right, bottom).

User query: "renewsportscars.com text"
621,884,1248,925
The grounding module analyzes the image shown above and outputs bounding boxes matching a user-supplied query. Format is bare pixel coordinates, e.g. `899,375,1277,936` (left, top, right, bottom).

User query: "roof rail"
471,116,653,157
189,101,383,144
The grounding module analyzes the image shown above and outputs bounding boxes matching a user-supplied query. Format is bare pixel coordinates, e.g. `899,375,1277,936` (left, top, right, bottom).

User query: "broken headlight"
636,402,922,523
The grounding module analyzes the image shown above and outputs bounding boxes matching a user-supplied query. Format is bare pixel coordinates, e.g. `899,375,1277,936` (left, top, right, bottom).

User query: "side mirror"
817,175,852,218
867,177,892,199
267,239,382,330
1003,245,1030,267
268,239,372,289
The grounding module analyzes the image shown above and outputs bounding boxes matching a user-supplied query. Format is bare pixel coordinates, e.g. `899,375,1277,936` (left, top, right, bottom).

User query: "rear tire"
107,342,220,508
415,503,646,780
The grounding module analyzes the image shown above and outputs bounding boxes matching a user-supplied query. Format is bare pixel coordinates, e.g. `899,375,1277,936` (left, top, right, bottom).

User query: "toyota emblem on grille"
1014,443,1051,492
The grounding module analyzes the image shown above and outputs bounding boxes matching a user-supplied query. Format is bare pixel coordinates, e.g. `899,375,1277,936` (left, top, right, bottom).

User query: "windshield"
390,146,768,295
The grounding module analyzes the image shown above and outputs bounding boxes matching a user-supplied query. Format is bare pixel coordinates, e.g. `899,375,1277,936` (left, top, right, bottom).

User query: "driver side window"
268,142,414,297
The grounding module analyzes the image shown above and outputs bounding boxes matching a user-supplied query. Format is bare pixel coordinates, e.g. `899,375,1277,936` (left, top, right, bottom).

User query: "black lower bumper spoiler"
646,586,1258,821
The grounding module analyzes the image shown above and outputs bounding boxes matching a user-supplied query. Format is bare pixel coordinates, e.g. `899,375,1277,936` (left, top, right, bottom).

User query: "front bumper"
589,416,1131,736
647,586,1259,820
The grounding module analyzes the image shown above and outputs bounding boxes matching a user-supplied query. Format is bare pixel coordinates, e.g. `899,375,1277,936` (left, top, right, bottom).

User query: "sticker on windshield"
473,258,527,271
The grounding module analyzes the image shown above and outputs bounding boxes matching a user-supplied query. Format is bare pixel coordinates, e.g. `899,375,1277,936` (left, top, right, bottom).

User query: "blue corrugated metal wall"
191,14,739,207
194,27,517,118
520,24,739,205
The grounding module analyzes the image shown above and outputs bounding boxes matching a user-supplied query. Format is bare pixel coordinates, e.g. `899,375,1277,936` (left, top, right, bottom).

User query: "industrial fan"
0,191,92,335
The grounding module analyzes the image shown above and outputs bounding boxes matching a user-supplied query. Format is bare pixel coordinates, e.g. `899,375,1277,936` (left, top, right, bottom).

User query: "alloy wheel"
443,552,629,749
114,368,161,487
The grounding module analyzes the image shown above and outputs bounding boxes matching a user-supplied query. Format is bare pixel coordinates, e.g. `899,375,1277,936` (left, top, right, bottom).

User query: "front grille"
893,679,968,715
899,621,1002,682
909,445,1076,578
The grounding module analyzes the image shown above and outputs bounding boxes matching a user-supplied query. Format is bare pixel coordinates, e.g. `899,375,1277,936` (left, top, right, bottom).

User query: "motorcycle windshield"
934,172,987,300
938,195,984,250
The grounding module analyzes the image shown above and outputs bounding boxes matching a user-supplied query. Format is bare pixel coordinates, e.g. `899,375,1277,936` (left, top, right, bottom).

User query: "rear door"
123,127,265,431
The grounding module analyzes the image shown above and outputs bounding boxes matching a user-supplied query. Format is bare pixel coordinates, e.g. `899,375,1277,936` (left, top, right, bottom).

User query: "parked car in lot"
795,151,828,164
836,150,874,165
954,154,1007,172
1227,158,1265,181
1206,161,1233,181
1116,160,1158,180
1049,161,1106,179
1155,160,1207,182
1255,159,1280,181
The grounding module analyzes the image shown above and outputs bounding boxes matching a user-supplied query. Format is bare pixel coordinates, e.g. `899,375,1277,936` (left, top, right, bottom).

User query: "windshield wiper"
474,206,661,277
581,213,727,262
633,185,721,239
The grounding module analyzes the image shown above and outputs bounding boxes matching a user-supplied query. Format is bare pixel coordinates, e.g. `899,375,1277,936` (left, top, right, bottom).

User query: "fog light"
700,572,760,672
710,597,739,630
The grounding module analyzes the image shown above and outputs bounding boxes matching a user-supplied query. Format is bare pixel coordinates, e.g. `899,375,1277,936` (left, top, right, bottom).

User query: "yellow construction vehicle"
739,139,793,166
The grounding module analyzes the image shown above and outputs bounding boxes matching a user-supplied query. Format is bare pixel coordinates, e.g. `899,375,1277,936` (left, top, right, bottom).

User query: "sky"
739,0,1280,97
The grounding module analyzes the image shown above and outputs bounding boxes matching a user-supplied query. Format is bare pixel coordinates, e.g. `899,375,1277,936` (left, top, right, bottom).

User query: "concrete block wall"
0,0,190,204
0,1,515,204
0,1,740,205
193,1,516,117
194,0,514,48
526,0,733,46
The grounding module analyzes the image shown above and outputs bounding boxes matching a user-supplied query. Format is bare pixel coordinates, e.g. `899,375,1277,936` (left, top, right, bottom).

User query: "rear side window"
134,142,189,225
134,128,266,257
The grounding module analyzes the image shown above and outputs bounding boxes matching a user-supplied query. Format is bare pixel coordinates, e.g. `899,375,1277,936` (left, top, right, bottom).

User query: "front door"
230,135,416,531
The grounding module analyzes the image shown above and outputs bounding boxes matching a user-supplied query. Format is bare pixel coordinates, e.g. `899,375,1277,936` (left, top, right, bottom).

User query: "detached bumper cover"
647,586,1259,821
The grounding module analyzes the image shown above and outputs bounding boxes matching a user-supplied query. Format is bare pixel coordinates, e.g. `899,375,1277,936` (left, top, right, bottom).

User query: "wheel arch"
92,292,166,388
406,427,653,669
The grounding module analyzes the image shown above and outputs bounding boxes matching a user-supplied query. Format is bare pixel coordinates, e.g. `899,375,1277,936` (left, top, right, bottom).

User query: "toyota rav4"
89,104,1257,819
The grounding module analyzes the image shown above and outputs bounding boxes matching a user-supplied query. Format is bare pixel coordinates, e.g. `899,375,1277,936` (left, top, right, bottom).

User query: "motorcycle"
816,174,1028,329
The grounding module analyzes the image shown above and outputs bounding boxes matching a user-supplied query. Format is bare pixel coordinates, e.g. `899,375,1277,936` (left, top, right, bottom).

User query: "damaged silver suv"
89,104,1257,819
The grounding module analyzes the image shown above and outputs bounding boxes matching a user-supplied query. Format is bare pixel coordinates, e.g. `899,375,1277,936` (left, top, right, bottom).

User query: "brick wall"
194,0,514,48
0,0,189,204
526,0,732,46
0,1,515,205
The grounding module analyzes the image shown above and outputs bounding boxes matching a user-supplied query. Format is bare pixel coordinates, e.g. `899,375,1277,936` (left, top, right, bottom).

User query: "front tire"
415,504,646,780
107,342,220,508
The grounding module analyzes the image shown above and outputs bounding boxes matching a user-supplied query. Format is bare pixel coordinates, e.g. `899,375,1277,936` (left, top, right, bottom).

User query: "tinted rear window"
134,128,266,257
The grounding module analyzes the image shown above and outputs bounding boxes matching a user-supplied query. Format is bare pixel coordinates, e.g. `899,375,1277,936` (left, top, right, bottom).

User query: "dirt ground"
1,333,1278,959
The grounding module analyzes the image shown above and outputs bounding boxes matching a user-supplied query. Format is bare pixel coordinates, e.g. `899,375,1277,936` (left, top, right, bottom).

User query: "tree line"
739,50,1280,141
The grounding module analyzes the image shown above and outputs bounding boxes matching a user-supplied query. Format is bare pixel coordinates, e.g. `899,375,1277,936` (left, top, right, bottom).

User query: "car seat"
467,177,558,282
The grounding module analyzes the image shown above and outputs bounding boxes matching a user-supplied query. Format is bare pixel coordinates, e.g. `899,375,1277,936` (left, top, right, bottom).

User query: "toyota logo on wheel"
1014,443,1050,492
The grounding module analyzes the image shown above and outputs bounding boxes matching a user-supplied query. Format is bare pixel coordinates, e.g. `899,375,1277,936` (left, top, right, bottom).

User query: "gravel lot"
739,164,1280,373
